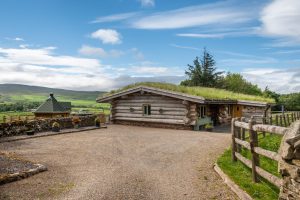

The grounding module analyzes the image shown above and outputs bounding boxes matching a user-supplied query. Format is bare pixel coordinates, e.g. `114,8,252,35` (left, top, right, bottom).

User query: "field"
217,132,282,200
0,84,110,123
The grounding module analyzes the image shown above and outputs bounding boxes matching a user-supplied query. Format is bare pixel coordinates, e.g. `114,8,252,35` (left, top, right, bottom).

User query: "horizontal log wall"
111,93,190,125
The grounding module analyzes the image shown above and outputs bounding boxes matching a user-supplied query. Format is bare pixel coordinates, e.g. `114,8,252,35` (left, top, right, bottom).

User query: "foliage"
107,82,275,103
217,133,282,199
278,93,300,111
180,48,223,87
72,116,81,124
204,123,213,129
220,73,263,96
52,122,60,128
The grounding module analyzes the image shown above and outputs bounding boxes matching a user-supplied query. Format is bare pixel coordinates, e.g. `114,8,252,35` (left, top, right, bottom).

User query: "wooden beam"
252,124,288,135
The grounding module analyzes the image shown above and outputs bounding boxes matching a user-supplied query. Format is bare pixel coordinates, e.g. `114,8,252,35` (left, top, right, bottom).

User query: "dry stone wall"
0,115,97,138
279,121,300,200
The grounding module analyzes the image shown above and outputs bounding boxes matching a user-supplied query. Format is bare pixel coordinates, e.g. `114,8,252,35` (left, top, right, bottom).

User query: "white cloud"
78,45,124,58
131,66,168,75
260,0,300,44
91,12,138,23
138,0,155,8
176,33,226,39
90,29,122,44
0,47,100,69
242,68,300,94
5,37,25,41
131,1,254,29
170,44,200,51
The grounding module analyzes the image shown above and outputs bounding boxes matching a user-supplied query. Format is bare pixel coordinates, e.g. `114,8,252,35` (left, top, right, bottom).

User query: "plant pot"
26,130,35,135
206,128,213,132
74,124,79,129
52,127,60,132
95,122,101,128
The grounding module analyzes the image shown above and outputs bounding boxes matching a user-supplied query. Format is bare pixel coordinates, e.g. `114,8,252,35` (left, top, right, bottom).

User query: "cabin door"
232,105,243,118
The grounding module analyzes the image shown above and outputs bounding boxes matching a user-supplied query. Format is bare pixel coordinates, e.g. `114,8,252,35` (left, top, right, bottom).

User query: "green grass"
106,82,275,103
217,133,282,200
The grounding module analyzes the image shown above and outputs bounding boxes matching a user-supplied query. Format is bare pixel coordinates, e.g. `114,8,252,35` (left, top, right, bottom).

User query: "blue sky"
0,0,299,93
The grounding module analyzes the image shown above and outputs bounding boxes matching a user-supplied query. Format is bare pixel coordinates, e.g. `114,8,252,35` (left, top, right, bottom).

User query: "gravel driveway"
0,125,237,200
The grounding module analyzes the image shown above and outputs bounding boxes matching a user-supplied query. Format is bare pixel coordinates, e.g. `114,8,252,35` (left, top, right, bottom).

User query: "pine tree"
181,48,223,87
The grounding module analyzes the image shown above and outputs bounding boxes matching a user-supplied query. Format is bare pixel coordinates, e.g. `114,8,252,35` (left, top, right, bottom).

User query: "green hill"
0,84,106,107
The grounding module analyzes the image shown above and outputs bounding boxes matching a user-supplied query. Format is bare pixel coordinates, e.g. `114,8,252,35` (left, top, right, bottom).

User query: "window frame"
143,104,151,116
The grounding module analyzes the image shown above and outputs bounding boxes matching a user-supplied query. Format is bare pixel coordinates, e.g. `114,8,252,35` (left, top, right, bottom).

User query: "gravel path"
0,125,237,200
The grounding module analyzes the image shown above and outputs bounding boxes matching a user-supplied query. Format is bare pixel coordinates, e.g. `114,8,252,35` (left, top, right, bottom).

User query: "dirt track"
0,125,237,200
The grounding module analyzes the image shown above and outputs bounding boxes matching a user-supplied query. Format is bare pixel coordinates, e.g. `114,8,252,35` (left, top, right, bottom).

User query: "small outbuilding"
97,83,273,130
33,93,71,118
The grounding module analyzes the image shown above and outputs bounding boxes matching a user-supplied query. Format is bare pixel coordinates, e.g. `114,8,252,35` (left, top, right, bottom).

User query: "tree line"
181,48,300,111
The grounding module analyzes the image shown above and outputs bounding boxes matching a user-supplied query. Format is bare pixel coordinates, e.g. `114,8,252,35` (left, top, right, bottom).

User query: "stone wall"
0,115,97,138
279,121,300,200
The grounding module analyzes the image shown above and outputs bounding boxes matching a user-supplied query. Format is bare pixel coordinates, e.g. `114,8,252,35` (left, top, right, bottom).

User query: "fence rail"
264,111,300,127
231,112,300,188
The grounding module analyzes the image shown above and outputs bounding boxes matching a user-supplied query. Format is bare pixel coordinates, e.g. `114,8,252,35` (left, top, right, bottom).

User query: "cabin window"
199,105,206,118
143,104,151,115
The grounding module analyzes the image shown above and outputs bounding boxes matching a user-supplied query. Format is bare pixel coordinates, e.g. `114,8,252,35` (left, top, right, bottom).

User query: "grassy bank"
217,132,282,200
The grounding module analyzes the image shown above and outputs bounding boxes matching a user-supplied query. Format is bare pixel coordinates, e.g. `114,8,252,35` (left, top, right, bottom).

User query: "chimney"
50,93,54,97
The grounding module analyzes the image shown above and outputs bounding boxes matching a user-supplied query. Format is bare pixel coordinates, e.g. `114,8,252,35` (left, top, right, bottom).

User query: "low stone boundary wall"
0,115,97,138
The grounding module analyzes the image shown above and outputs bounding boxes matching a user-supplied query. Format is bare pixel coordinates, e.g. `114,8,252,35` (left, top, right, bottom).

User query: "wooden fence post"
249,118,259,183
291,113,295,122
269,115,272,125
231,118,237,162
294,112,297,121
241,117,246,140
275,115,279,126
286,114,291,126
283,114,287,127
280,115,283,127
236,118,242,152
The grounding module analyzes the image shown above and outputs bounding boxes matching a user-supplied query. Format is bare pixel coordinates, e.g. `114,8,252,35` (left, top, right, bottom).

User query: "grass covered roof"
106,82,275,103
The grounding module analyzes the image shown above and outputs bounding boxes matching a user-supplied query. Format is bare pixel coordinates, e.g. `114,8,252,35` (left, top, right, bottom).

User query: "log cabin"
96,85,272,130
33,93,71,118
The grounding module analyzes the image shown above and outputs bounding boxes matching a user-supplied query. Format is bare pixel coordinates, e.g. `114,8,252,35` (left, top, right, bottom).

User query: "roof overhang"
97,86,205,104
237,100,269,107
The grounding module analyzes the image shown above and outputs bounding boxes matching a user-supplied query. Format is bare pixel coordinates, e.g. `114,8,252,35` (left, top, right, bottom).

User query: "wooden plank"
235,138,250,150
116,103,186,108
252,124,288,135
114,113,184,120
254,147,280,161
114,117,184,124
114,106,187,111
235,152,252,168
114,110,187,115
255,166,282,188
234,121,249,129
116,99,182,104
235,153,282,187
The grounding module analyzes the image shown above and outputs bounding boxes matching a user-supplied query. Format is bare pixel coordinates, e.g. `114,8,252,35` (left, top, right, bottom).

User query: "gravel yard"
0,125,237,200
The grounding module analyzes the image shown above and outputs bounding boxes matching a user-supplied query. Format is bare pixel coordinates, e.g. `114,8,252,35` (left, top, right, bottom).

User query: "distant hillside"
0,84,106,107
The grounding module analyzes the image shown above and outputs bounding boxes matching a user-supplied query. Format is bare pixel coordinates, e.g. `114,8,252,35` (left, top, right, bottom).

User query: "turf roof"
105,82,275,103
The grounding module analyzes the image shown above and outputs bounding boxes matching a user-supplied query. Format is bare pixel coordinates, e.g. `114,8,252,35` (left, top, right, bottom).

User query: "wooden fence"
231,116,299,188
263,111,300,127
